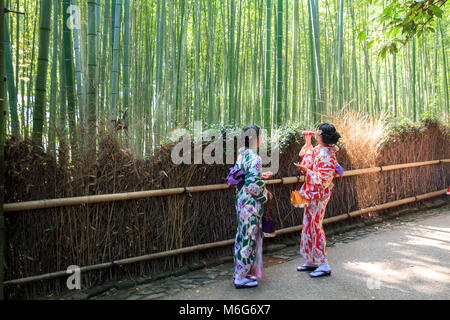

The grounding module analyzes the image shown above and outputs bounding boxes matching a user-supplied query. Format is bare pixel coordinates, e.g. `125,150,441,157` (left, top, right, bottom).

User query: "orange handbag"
290,176,310,208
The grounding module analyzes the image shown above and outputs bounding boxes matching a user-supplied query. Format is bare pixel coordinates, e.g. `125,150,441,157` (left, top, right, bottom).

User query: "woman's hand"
304,134,312,146
267,190,273,201
298,165,308,174
261,171,273,180
302,130,314,146
294,163,308,173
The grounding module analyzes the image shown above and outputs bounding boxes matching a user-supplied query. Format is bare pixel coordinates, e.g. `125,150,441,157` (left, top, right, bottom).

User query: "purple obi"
227,167,245,191
335,163,345,177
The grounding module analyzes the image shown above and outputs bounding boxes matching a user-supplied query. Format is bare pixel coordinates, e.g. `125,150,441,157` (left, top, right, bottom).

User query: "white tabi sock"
315,264,330,272
305,261,318,267
234,277,257,286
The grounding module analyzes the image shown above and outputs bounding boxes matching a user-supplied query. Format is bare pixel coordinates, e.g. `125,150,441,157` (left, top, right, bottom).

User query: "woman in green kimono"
233,125,273,289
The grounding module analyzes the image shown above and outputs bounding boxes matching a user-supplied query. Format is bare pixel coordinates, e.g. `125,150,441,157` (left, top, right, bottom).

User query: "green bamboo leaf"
429,5,443,18
357,31,366,41
393,25,402,37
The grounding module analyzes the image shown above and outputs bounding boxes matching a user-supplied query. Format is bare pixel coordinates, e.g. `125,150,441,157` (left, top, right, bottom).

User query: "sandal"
234,278,258,289
309,270,331,278
297,264,318,272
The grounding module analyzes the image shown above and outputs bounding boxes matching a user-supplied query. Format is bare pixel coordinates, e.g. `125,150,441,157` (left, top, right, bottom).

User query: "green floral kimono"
233,147,268,280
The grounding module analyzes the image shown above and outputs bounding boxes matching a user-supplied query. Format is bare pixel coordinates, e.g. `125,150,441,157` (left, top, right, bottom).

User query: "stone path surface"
81,200,449,300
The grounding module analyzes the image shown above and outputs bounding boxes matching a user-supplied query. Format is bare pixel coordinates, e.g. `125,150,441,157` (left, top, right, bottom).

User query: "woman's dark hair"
242,125,261,148
317,123,341,145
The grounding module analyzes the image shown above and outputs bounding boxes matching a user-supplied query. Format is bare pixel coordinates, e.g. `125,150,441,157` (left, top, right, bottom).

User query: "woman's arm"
299,145,313,158
299,133,313,158
298,145,316,172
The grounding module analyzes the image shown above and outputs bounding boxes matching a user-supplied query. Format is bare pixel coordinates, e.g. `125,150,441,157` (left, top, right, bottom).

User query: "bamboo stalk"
4,187,187,212
263,0,271,130
381,160,441,171
87,0,97,161
0,0,6,299
109,0,121,121
3,189,446,286
342,167,380,177
4,12,20,138
31,0,52,146
48,0,59,155
62,0,78,159
72,0,84,133
3,159,449,213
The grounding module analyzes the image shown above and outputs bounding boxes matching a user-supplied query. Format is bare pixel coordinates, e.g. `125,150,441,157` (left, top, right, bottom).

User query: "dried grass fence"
3,117,450,299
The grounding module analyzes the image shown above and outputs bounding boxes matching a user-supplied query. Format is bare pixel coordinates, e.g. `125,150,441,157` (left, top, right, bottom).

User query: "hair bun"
317,123,341,145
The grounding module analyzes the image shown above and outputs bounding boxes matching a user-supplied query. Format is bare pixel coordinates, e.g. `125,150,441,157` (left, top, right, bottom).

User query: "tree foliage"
373,0,447,57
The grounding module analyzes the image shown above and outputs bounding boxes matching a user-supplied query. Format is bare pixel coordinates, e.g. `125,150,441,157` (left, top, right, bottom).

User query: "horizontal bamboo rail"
3,159,449,213
3,188,447,286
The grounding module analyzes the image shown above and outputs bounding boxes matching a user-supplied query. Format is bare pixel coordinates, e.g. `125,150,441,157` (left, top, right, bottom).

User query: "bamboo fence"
4,159,449,213
2,159,449,286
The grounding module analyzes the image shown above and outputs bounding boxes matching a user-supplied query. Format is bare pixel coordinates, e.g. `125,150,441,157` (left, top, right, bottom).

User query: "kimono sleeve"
234,154,243,169
305,153,336,188
299,145,315,171
245,154,268,204
299,145,313,158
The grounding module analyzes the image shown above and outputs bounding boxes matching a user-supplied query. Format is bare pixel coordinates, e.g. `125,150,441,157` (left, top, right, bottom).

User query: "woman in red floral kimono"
296,123,341,278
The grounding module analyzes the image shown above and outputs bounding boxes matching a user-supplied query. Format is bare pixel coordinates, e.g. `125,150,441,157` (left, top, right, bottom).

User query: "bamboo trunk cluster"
3,1,449,158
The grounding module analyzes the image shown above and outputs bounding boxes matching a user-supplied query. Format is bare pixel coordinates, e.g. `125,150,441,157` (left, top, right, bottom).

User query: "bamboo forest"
0,0,449,301
1,0,449,157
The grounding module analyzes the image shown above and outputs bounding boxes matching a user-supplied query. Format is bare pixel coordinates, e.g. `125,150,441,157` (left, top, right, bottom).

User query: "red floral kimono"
299,145,339,265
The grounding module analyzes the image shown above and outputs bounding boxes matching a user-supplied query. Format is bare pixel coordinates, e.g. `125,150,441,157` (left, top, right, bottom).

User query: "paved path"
89,202,449,300
160,206,450,300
